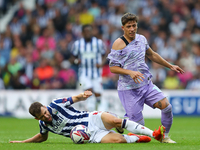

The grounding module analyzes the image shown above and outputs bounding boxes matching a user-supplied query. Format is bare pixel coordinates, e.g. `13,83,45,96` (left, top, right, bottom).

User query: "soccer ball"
70,125,91,144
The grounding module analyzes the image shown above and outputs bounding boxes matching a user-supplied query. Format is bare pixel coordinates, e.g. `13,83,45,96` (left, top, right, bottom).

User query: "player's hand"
9,141,23,143
170,65,185,74
81,91,93,100
96,64,102,68
129,71,145,83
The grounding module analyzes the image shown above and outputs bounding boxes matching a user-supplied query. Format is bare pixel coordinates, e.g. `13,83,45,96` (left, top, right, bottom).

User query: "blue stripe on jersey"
96,39,100,77
40,121,56,134
50,103,89,120
78,40,80,56
84,40,88,76
91,40,94,79
78,40,81,77
67,106,81,113
65,121,88,128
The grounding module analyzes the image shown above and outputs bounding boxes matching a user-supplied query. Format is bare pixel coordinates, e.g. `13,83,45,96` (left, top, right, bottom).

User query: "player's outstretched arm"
9,133,48,143
110,66,145,83
146,48,185,74
72,91,93,103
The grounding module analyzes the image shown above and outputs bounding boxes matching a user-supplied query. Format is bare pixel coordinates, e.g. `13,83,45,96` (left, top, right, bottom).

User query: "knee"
113,118,122,126
162,104,172,113
167,104,172,110
113,118,122,123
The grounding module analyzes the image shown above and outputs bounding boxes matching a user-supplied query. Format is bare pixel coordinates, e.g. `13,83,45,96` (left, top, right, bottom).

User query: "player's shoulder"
112,38,127,50
136,34,146,40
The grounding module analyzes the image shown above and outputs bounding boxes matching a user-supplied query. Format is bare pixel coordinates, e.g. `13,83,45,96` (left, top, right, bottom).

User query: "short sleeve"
107,49,128,67
51,97,74,107
39,121,48,135
140,35,149,50
97,39,106,55
71,40,79,56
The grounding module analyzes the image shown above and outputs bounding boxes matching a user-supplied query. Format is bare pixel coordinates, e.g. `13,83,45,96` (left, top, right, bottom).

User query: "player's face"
82,26,93,41
122,20,138,40
35,106,52,122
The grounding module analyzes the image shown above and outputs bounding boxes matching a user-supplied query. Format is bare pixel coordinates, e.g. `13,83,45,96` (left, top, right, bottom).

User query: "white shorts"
79,76,103,94
88,111,114,143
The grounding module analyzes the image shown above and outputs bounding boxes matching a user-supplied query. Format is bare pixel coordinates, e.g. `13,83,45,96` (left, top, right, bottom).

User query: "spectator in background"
10,69,29,89
0,39,10,66
50,67,64,89
7,56,22,76
169,14,186,38
53,9,66,33
14,2,26,20
20,24,32,46
177,65,193,89
35,27,56,60
30,69,40,89
186,67,200,90
57,38,72,61
23,53,36,81
0,31,12,50
36,7,49,28
191,3,200,27
9,16,22,35
34,58,54,82
36,27,56,51
59,60,77,89
150,62,166,89
163,70,180,89
0,77,5,89
79,7,94,25
31,24,41,45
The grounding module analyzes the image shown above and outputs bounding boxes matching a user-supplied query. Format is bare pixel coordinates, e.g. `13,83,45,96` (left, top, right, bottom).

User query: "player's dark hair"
82,24,92,32
29,102,43,117
121,13,138,26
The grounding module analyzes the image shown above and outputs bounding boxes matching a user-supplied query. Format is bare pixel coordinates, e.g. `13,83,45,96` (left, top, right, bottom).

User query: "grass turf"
0,117,199,150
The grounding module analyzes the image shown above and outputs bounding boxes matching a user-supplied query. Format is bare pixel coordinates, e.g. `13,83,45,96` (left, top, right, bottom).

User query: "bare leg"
101,132,127,143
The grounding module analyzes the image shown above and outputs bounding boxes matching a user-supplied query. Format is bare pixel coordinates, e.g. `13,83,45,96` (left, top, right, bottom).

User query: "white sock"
165,133,169,138
123,134,139,143
122,119,153,137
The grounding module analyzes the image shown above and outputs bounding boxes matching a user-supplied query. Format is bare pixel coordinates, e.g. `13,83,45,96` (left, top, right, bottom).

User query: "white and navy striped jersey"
71,37,106,79
39,97,89,137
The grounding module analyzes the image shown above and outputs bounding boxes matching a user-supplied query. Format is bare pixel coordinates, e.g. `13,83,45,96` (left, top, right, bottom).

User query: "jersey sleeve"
51,97,74,107
39,120,48,135
97,39,106,55
71,40,79,56
107,49,128,67
140,35,149,50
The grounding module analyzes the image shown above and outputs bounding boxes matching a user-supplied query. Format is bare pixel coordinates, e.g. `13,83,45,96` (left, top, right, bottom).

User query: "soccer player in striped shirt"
10,91,165,144
71,24,106,111
108,13,185,143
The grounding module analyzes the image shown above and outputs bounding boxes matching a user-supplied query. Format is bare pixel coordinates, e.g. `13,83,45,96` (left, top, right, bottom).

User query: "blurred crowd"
0,0,200,90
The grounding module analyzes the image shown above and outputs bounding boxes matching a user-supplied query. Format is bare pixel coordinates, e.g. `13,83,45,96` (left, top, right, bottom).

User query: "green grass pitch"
0,117,199,150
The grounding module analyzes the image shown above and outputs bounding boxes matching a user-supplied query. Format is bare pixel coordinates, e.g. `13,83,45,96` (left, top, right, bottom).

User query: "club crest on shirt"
52,108,58,115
